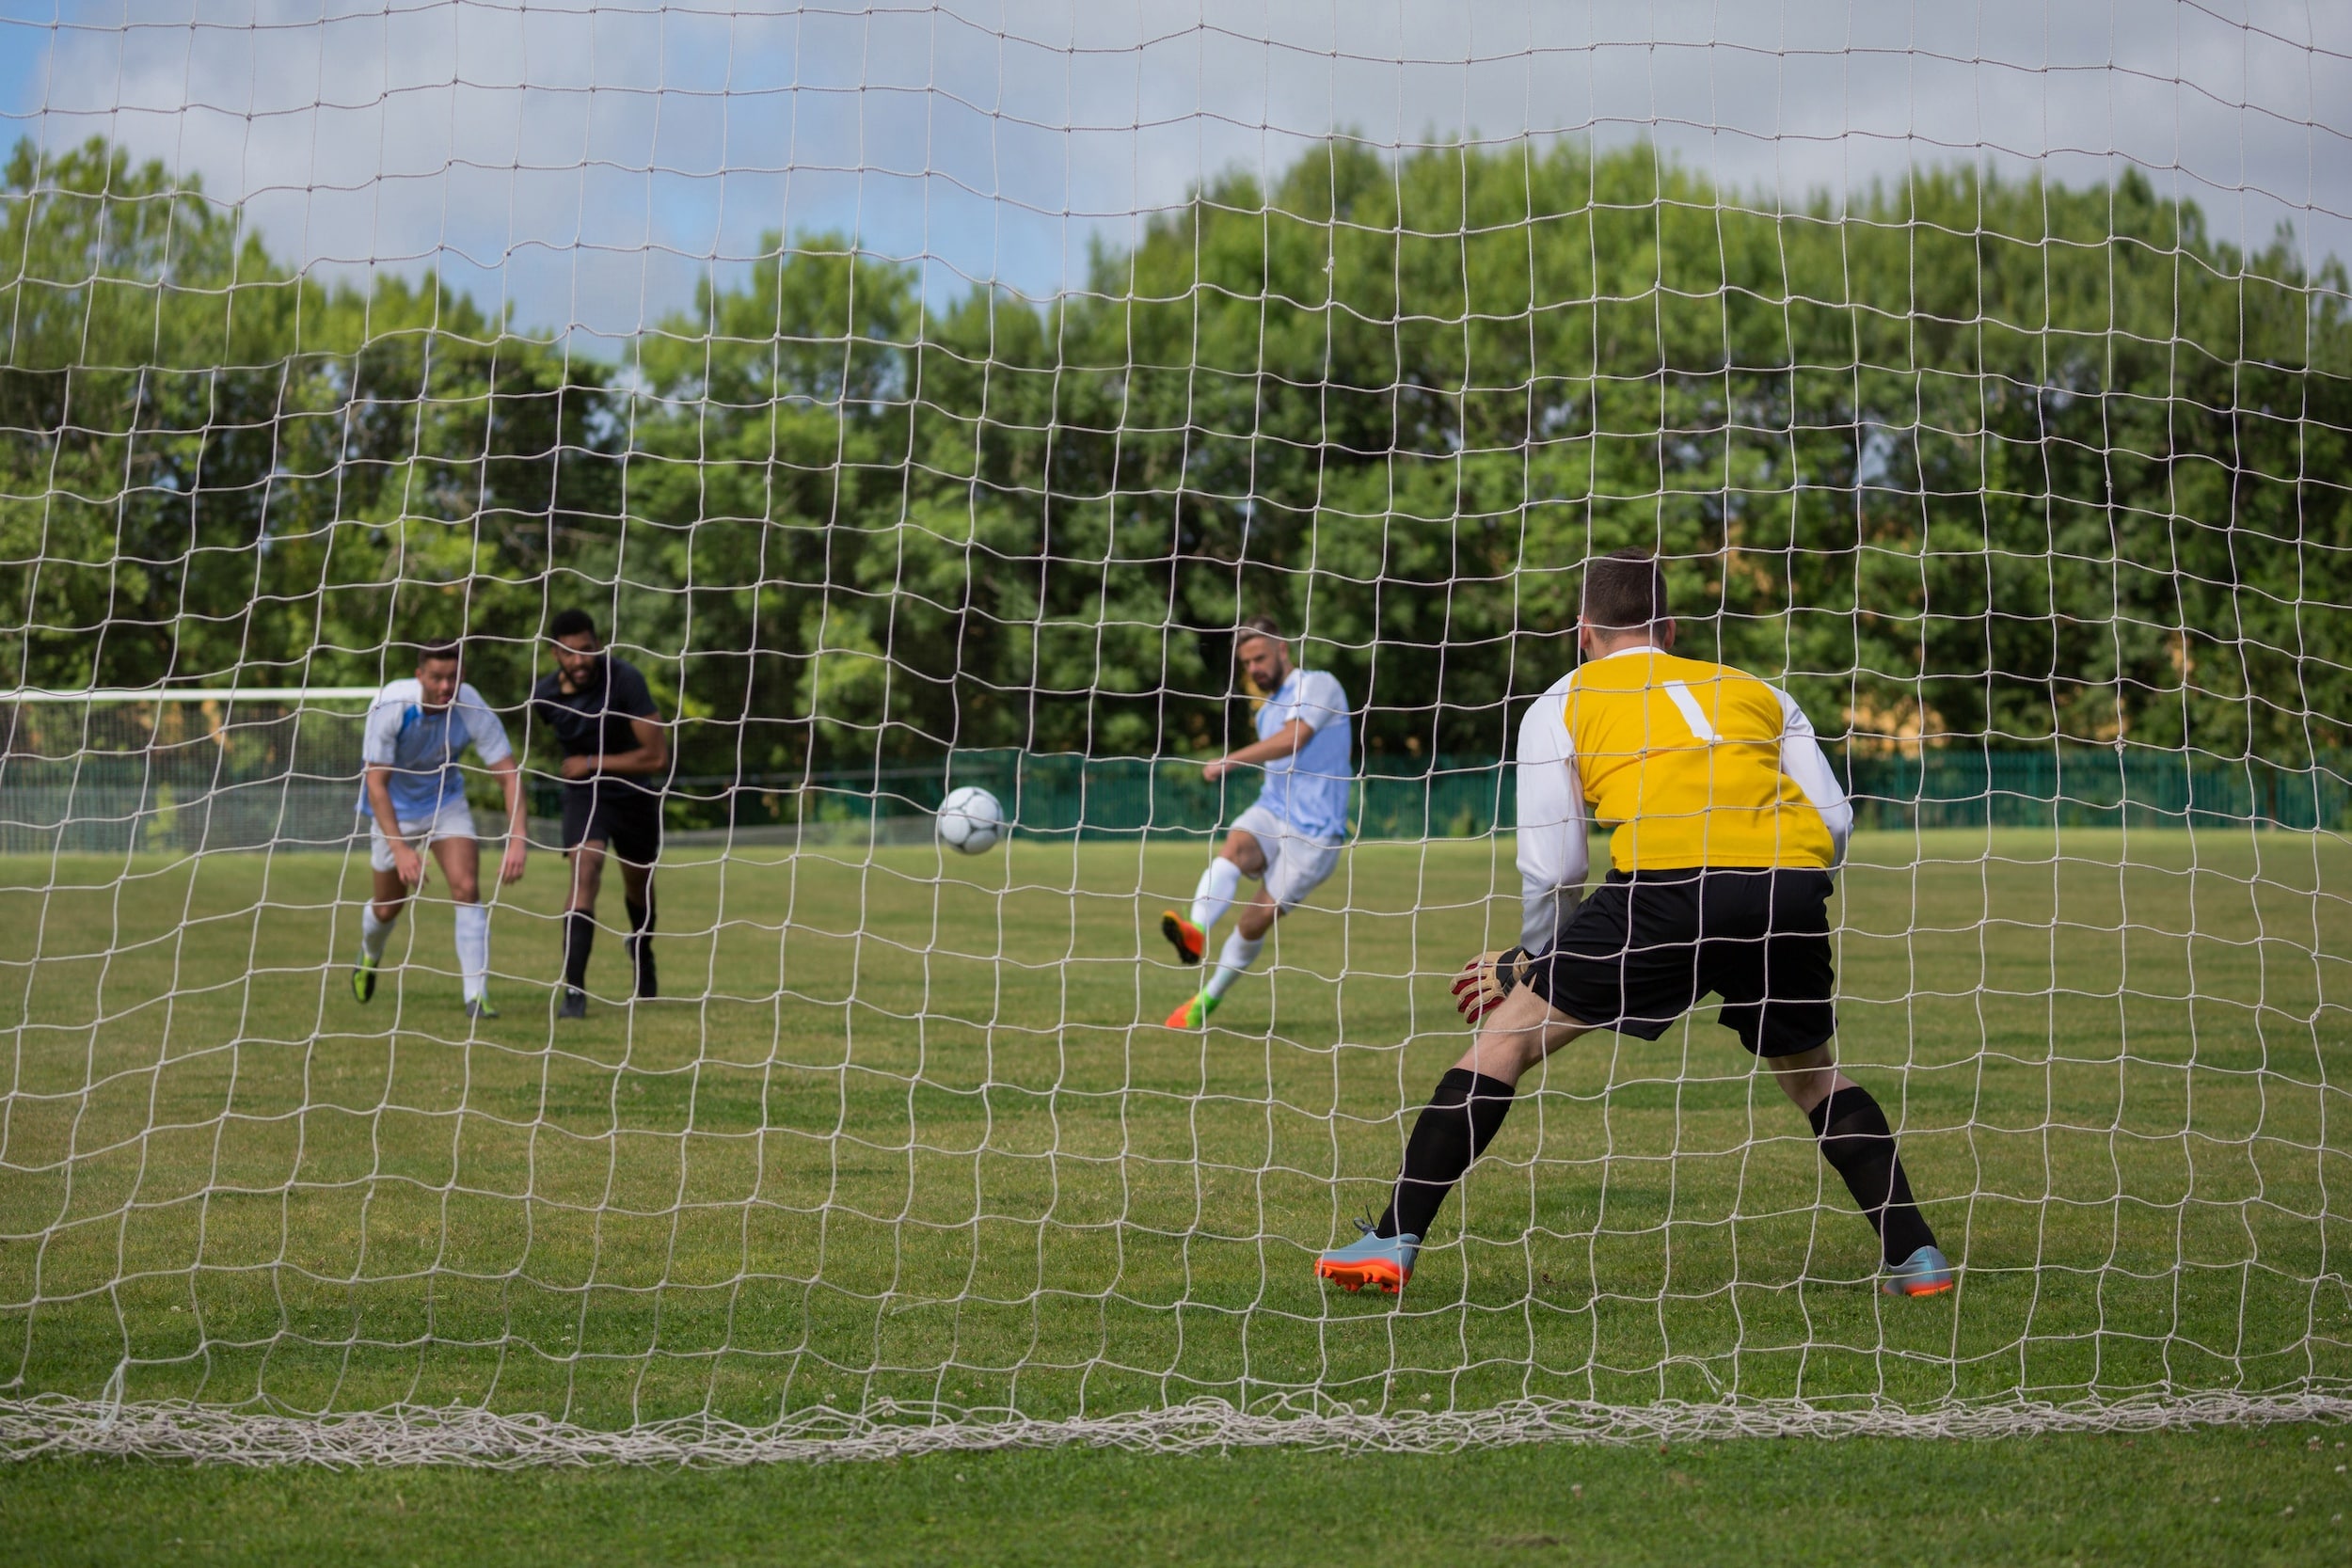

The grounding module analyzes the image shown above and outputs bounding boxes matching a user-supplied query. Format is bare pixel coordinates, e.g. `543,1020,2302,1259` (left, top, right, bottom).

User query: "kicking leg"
1317,986,1597,1293
1200,886,1277,1004
1766,1044,1950,1295
431,835,493,1017
1162,828,1263,964
1165,869,1277,1029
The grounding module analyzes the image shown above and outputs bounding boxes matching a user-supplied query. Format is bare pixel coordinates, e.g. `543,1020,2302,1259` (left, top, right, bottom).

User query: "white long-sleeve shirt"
1513,648,1853,954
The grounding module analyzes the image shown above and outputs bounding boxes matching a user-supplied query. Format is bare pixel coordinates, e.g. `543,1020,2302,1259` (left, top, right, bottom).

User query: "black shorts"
1527,866,1837,1058
559,783,663,865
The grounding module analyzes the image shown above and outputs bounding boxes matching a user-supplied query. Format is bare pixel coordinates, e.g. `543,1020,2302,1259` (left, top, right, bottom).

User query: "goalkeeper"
1316,549,1952,1300
1158,616,1353,1028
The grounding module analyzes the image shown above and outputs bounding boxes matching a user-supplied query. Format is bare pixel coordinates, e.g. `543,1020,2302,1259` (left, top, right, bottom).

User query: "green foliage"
5,135,2345,773
0,138,613,696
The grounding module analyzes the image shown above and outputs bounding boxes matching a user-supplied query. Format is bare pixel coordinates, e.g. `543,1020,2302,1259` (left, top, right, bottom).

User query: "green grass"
8,1425,2352,1565
3,828,2351,1437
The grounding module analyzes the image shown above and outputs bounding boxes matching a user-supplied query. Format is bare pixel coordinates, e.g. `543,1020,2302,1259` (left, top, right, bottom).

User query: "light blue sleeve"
456,685,515,765
360,693,406,767
1292,671,1347,733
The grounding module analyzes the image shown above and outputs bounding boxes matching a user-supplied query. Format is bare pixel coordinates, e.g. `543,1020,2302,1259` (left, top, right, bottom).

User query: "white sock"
360,906,394,962
453,903,489,1001
1190,858,1243,933
1203,931,1264,1002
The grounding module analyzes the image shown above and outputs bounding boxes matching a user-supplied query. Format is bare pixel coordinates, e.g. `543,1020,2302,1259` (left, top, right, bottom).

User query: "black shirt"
531,656,665,796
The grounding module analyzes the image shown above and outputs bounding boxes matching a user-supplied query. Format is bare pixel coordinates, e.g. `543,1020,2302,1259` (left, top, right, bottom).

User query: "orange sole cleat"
1312,1231,1418,1295
1313,1258,1409,1294
1160,910,1206,965
1163,991,1219,1029
1881,1244,1956,1297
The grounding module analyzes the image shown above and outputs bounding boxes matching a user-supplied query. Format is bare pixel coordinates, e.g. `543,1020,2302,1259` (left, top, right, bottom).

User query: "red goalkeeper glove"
1451,945,1534,1023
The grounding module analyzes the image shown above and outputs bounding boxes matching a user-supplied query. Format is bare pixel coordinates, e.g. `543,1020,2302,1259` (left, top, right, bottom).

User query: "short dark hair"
1234,614,1286,648
1580,548,1670,631
415,637,462,666
548,608,598,642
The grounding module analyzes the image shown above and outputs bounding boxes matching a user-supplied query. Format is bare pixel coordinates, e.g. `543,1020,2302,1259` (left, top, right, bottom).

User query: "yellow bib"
1564,651,1836,873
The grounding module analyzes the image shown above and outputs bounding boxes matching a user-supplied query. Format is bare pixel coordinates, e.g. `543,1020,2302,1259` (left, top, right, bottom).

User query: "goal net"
3,3,2349,1462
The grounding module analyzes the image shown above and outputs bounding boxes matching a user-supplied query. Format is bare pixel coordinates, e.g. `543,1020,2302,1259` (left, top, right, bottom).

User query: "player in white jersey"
1160,617,1354,1028
351,639,529,1020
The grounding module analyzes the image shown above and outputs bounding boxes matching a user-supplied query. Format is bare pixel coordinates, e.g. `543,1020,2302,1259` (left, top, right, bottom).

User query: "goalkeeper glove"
1451,945,1535,1023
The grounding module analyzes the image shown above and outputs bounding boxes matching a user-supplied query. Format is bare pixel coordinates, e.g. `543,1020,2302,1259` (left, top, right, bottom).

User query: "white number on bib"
1662,679,1717,742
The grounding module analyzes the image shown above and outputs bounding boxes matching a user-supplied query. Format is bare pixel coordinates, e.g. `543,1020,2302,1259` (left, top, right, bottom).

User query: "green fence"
610,744,2352,842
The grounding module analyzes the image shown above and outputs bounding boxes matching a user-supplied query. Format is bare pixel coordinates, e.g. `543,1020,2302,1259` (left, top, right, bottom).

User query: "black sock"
1807,1085,1936,1266
1375,1069,1518,1241
625,896,656,995
562,910,596,990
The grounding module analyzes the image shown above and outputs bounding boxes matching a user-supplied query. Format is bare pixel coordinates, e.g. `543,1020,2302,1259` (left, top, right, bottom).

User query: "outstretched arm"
1202,718,1312,783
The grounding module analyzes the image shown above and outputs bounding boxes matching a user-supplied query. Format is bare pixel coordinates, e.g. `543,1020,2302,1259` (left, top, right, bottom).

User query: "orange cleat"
1160,910,1206,965
1313,1230,1419,1295
1163,991,1220,1029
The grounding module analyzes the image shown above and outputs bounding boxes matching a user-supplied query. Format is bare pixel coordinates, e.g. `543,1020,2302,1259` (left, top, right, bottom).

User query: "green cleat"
1163,990,1221,1029
465,994,499,1022
352,952,378,1005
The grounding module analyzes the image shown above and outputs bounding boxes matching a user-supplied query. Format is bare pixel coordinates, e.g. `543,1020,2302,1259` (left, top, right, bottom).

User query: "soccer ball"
936,785,1005,855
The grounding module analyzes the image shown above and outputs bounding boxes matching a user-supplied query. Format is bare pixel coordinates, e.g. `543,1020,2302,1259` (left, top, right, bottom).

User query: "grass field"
10,1424,2352,1565
3,827,2350,1443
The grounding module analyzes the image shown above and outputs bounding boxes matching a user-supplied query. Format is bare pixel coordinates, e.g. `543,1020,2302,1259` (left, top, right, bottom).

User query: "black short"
559,784,663,864
1527,866,1837,1058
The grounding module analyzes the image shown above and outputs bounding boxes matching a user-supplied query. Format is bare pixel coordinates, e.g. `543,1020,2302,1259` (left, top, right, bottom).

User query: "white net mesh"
3,2,2351,1462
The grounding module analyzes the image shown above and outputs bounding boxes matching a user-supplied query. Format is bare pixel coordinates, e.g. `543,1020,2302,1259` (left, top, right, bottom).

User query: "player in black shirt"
531,609,670,1018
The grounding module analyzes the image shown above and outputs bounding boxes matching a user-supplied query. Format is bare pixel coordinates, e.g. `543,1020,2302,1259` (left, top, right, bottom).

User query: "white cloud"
2,0,2345,342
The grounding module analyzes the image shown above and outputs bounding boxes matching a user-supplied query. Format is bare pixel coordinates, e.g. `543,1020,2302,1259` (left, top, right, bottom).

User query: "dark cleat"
1159,910,1206,966
557,988,588,1021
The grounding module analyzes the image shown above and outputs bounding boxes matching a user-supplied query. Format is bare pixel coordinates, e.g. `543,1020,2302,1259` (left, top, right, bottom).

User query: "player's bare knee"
1237,903,1278,941
1218,832,1265,879
1765,1046,1841,1114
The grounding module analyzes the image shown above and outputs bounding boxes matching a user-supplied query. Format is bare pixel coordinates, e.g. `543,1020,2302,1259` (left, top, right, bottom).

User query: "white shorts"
1230,802,1343,911
367,797,478,873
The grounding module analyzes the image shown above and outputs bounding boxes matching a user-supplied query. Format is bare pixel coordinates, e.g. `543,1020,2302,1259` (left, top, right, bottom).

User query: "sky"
0,0,2345,348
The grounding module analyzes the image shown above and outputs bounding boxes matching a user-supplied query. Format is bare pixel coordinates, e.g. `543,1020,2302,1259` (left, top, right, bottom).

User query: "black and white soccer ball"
936,785,1005,854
